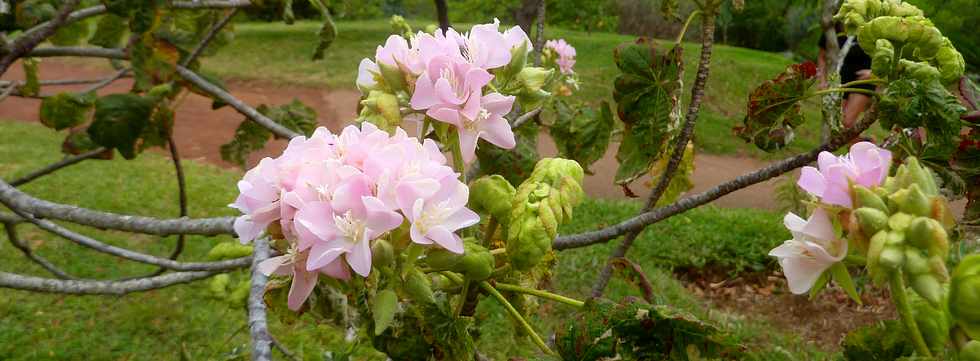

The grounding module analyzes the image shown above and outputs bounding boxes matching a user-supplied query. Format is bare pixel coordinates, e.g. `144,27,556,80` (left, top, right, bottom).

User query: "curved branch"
554,108,878,250
248,237,272,361
16,5,108,45
0,0,81,75
0,179,235,236
510,107,542,128
182,8,239,67
28,46,126,59
0,270,221,295
4,206,248,271
8,148,108,187
81,68,129,93
3,221,78,280
592,10,716,297
175,66,301,139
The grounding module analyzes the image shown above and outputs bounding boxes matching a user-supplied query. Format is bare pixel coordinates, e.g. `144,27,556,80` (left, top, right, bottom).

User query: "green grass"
0,120,828,360
206,19,829,158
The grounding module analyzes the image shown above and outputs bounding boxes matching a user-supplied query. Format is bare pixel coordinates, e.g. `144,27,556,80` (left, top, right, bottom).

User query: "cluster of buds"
852,158,954,305
507,158,585,270
951,255,980,352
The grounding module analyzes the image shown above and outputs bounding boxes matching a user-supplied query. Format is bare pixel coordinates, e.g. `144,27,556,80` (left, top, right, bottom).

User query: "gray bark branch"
0,269,222,295
591,10,717,297
3,221,78,280
7,148,107,187
248,237,272,361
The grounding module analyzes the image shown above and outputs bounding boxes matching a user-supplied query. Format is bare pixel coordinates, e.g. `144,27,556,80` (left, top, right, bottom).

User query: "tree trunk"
515,0,543,33
434,0,450,32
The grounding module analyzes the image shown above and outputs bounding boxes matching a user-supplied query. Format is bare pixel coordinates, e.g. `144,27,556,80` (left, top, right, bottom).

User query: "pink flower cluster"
358,20,532,163
797,142,892,208
545,39,577,75
232,123,480,310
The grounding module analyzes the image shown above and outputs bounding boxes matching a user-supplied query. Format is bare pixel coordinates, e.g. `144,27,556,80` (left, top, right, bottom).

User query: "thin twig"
0,0,81,76
270,334,300,361
510,107,542,128
80,68,129,93
0,269,222,294
3,205,249,271
0,179,234,236
0,83,15,102
182,8,239,67
146,137,190,278
554,107,879,250
28,46,126,59
8,148,107,187
591,9,717,297
3,221,78,280
248,237,272,361
14,5,107,44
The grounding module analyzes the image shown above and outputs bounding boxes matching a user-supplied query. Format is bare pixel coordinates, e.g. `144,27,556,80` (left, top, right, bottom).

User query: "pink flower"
545,39,577,74
258,249,350,311
356,58,380,92
798,142,892,208
410,55,493,126
429,92,516,163
405,177,480,254
450,19,531,70
769,208,848,294
232,158,282,244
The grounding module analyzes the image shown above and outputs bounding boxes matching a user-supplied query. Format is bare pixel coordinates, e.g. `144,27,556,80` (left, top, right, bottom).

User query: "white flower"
769,208,847,294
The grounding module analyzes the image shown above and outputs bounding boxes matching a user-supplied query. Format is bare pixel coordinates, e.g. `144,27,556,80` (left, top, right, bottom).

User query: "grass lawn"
0,120,826,360
205,19,831,158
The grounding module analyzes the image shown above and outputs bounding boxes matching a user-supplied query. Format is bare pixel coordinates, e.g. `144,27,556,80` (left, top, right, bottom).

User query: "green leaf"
18,58,40,97
39,92,97,131
548,99,614,174
612,39,684,187
734,62,818,152
649,142,695,207
879,78,966,159
14,0,55,28
88,93,156,159
372,289,398,336
61,128,105,156
139,101,174,151
312,13,337,61
808,269,830,300
830,262,863,305
130,35,180,91
88,14,128,48
259,100,318,137
49,18,89,46
220,120,271,167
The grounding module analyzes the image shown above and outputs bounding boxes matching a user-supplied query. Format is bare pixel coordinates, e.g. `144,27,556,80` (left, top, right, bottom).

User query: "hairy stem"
479,281,553,355
494,282,584,308
674,10,702,44
889,271,933,358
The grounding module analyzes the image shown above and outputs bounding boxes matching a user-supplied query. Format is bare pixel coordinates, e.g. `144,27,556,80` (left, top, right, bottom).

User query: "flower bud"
879,245,906,270
378,61,408,92
425,240,494,281
359,91,402,131
892,183,932,217
403,267,435,304
868,230,888,274
911,296,950,355
887,212,914,232
907,217,948,255
372,239,395,268
517,67,554,96
904,157,940,196
853,185,889,213
507,211,551,271
855,207,889,236
950,255,980,339
469,175,517,223
904,248,931,275
911,273,943,306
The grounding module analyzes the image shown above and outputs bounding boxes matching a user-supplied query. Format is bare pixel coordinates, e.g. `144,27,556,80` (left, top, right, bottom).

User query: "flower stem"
420,118,431,139
812,87,878,97
675,10,703,44
889,271,934,358
454,279,470,317
494,282,585,308
483,216,498,247
479,281,555,355
840,78,887,88
450,130,466,178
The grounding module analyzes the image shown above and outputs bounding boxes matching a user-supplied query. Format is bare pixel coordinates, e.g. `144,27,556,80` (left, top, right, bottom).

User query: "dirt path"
1,59,782,209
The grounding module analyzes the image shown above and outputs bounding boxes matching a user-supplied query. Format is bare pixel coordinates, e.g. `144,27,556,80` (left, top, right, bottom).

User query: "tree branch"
533,0,546,66
591,9,717,297
0,269,222,295
0,0,81,76
7,148,108,187
28,46,126,59
248,237,272,361
3,221,78,280
510,107,541,128
81,68,129,93
554,107,878,250
3,205,249,271
171,0,254,9
0,179,234,236
14,5,107,46
182,8,239,67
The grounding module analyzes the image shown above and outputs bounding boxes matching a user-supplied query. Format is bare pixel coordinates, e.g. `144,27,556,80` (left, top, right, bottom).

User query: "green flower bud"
403,268,435,304
517,67,554,95
892,183,931,217
425,240,494,281
469,175,517,223
928,255,949,282
911,295,950,355
359,91,402,132
496,40,529,82
911,273,943,306
950,255,980,339
207,242,253,261
209,273,231,299
901,158,939,196
389,15,412,38
904,248,931,275
372,239,395,268
886,230,906,246
961,340,980,361
855,207,889,236
507,212,551,271
887,212,914,232
854,185,889,213
871,38,896,77
907,217,948,255
228,279,250,307
868,230,888,275
879,245,905,269
378,61,407,92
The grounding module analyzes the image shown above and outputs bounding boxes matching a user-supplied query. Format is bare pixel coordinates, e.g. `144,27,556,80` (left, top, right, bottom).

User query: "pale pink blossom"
405,177,480,254
798,142,892,208
545,39,577,74
429,92,516,163
451,19,531,69
410,55,493,126
356,58,380,92
769,208,848,294
231,158,282,244
258,249,350,310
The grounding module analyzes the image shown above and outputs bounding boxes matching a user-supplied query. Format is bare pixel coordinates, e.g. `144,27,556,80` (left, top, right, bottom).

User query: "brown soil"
1,59,783,209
